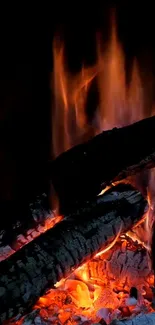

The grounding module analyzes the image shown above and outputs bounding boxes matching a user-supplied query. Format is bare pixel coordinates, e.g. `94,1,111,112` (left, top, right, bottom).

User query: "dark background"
0,2,155,222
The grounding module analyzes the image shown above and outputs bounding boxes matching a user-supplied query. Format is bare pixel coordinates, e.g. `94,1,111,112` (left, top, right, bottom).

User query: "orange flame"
145,169,155,248
52,39,97,158
97,23,126,130
52,17,149,158
64,279,93,308
95,222,122,258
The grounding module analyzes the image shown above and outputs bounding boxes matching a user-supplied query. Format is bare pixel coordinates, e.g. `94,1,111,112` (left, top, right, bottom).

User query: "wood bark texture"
0,184,147,324
0,193,51,250
51,115,155,213
77,238,152,304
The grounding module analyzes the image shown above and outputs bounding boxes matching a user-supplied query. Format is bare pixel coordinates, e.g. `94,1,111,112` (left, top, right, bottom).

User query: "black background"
0,2,155,222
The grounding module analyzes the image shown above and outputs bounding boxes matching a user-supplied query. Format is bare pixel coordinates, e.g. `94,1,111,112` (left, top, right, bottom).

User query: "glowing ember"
0,213,63,262
64,279,93,308
9,236,153,325
94,222,122,258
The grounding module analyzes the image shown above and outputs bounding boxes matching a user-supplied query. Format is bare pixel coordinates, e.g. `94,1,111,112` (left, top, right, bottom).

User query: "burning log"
0,184,147,323
76,235,152,297
109,312,155,324
0,193,52,255
0,211,62,263
51,115,155,213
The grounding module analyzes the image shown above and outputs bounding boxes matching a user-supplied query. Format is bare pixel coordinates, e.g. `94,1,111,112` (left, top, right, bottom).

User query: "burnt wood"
0,193,51,250
0,184,147,323
51,115,155,213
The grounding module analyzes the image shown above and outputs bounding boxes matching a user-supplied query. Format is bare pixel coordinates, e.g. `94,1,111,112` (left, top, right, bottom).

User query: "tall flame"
52,39,97,158
97,22,126,130
52,17,148,158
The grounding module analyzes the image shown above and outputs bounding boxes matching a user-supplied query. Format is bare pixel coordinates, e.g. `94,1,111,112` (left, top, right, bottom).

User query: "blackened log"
0,184,144,260
0,184,147,323
78,235,151,297
51,115,155,213
0,193,51,251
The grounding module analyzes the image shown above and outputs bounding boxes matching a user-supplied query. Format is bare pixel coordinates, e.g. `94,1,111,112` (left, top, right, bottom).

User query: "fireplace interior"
1,8,155,325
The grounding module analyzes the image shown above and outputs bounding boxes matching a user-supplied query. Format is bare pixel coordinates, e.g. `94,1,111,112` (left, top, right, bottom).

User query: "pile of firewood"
0,116,155,324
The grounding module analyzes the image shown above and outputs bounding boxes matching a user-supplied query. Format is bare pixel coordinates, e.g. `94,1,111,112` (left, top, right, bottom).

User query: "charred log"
0,184,145,261
0,184,147,323
51,115,155,213
109,312,155,324
0,184,141,260
0,211,60,263
76,235,152,298
0,193,51,251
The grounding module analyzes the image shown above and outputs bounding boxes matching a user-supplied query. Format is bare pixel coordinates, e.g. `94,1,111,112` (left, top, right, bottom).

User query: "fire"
50,18,155,316
146,169,155,238
94,222,122,257
0,213,63,262
3,15,155,325
41,214,63,232
27,234,154,325
97,23,126,130
45,16,155,323
52,39,97,158
52,17,149,160
64,279,93,308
